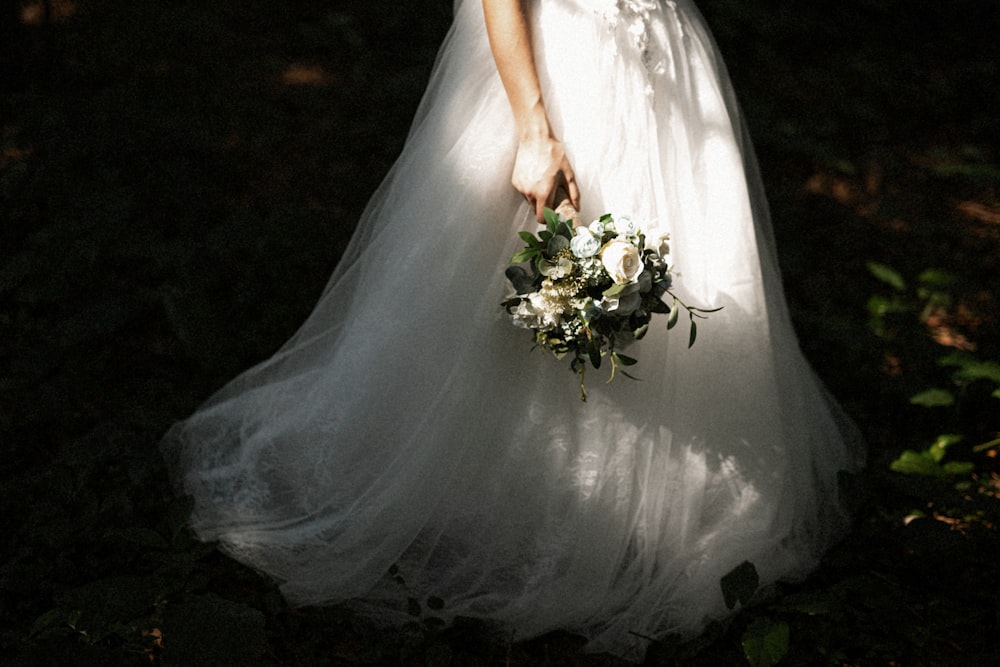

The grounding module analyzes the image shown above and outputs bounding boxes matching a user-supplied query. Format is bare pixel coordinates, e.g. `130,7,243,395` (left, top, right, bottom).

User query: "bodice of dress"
589,0,680,96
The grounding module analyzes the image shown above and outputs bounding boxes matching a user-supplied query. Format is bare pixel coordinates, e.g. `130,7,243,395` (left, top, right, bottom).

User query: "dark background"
2,0,999,664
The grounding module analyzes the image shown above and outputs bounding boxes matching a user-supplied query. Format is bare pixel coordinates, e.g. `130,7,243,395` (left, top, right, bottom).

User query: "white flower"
540,256,574,279
511,296,559,332
528,291,563,329
588,219,606,235
644,231,671,259
601,239,644,285
570,226,601,258
616,215,641,236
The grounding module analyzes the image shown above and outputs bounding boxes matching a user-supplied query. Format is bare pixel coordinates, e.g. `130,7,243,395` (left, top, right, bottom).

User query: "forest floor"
2,0,999,665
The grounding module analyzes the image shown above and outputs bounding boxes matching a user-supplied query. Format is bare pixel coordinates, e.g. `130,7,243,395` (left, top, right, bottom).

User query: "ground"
1,0,999,664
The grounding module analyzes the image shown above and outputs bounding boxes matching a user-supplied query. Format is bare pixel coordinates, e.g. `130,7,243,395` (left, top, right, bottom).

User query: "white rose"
600,239,644,285
570,226,601,258
644,232,671,259
588,219,606,235
617,215,640,236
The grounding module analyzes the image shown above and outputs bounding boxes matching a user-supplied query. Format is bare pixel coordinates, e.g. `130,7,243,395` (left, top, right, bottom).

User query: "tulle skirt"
162,0,863,660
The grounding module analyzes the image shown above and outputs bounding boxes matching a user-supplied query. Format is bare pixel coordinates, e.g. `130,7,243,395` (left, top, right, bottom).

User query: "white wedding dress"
163,0,863,660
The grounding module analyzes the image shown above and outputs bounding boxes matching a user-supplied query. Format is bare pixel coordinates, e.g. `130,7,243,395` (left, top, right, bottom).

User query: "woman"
163,0,862,660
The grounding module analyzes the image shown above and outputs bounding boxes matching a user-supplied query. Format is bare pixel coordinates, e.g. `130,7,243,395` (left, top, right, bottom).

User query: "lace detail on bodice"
595,0,679,97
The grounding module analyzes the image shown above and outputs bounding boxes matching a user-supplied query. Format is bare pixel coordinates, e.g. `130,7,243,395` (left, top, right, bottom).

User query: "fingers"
565,174,581,211
534,195,546,222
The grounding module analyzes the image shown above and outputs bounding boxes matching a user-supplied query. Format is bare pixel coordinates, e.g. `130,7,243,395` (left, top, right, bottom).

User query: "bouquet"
502,206,719,400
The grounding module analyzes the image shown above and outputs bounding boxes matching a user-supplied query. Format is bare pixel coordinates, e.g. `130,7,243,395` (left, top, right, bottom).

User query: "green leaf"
720,561,759,610
544,207,559,232
588,339,602,370
742,618,790,667
917,268,956,288
890,450,940,476
909,388,955,408
509,247,540,265
688,317,698,348
547,234,569,255
517,230,538,244
937,350,975,367
866,294,911,317
613,352,638,366
941,461,975,476
992,388,1000,400
647,298,670,314
953,360,1000,384
929,434,963,461
603,283,628,298
866,261,906,291
667,299,679,329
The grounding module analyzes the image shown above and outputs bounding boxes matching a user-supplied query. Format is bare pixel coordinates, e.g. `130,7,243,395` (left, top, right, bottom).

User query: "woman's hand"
512,133,580,222
482,0,581,222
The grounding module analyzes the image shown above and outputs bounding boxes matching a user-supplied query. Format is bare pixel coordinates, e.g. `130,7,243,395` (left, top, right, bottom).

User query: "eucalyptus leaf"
547,234,569,255
647,298,670,314
505,266,536,295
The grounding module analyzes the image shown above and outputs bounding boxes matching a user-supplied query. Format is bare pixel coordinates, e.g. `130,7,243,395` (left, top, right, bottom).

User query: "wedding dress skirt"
163,0,862,659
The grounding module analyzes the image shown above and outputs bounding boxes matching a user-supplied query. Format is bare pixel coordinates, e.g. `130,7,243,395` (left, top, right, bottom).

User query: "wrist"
515,103,552,141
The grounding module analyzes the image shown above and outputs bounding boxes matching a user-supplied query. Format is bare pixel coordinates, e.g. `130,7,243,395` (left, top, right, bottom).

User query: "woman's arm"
482,0,580,221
